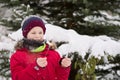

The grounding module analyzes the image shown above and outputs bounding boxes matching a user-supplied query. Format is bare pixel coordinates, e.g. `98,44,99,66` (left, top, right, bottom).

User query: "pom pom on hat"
21,15,46,38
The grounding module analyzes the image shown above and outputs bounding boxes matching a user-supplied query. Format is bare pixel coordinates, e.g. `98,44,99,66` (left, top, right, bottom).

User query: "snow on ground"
3,23,120,58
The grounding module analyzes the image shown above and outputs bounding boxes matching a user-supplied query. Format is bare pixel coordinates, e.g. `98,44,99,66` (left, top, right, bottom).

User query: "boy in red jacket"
10,15,71,80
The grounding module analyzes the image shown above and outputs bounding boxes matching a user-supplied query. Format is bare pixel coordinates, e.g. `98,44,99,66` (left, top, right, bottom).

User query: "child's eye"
39,32,42,34
31,32,36,34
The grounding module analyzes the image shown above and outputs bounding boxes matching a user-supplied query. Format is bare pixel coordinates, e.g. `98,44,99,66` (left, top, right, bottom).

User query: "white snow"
1,22,119,58
84,11,120,26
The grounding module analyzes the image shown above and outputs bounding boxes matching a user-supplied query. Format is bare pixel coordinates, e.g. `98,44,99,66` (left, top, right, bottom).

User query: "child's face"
27,26,44,41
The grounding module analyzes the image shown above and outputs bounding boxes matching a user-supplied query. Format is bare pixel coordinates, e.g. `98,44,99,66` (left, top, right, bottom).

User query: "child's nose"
36,33,40,36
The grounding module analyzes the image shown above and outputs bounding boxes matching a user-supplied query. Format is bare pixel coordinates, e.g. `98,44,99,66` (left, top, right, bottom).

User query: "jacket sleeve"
56,65,71,80
10,52,43,80
55,52,71,80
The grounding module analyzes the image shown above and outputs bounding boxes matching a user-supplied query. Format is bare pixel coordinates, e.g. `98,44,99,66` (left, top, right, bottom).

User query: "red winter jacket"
10,45,70,80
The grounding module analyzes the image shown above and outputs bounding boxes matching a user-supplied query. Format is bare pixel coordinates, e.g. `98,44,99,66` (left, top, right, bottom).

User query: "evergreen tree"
27,0,120,38
1,0,120,38
0,50,10,79
0,4,34,30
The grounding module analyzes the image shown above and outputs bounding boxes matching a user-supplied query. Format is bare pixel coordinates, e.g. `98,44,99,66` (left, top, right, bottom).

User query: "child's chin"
34,39,44,42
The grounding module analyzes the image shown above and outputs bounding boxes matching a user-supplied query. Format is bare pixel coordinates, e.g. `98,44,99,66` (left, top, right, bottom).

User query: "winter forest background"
0,0,120,80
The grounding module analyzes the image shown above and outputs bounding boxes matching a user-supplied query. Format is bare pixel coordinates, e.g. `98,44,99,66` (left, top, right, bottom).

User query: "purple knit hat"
21,15,46,38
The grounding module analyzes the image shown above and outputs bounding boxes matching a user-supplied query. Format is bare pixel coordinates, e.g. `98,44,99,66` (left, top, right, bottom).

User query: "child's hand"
36,57,47,68
61,58,71,68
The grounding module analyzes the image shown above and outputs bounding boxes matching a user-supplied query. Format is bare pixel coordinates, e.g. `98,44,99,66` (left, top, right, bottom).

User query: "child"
10,15,71,80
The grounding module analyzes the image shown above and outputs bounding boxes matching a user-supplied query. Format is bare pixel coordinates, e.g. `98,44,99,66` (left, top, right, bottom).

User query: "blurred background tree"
0,0,120,38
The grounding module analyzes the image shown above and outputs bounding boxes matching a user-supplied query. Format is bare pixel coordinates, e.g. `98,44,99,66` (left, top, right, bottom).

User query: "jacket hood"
14,39,24,50
14,39,57,50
